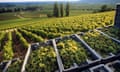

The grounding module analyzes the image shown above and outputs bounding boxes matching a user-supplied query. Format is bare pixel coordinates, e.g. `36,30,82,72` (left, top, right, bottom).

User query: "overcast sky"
0,0,80,2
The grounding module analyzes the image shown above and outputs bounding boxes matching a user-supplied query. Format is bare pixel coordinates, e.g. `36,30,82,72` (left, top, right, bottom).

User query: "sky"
0,0,80,2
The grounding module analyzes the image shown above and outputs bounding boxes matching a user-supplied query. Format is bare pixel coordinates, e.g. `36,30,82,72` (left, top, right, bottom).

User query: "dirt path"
14,13,25,19
12,31,27,59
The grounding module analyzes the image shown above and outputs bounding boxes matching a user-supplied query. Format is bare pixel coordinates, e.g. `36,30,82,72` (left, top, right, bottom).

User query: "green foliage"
0,32,5,50
15,30,29,48
7,60,22,72
66,2,70,16
101,27,120,40
47,13,53,18
60,3,64,17
23,28,47,38
57,39,88,69
47,33,61,39
100,5,113,12
53,2,59,17
18,29,44,42
22,11,114,38
82,30,120,57
23,28,62,39
26,46,57,72
3,32,14,60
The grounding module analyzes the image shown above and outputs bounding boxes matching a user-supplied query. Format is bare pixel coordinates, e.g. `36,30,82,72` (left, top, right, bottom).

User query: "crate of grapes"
20,30,120,72
1,28,120,72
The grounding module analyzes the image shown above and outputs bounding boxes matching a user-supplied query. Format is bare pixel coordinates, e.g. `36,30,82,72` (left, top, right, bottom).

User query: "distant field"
0,17,49,30
0,11,115,31
0,11,47,21
70,10,93,16
0,12,19,21
18,11,47,18
0,9,93,21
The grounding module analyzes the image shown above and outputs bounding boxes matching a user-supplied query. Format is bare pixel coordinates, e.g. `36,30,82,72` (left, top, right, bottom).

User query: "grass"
0,12,19,21
70,10,93,16
0,17,48,30
18,11,47,18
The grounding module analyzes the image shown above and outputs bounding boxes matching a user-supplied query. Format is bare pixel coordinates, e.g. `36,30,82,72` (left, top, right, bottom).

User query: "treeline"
48,2,70,17
94,5,114,13
99,5,114,12
0,6,43,13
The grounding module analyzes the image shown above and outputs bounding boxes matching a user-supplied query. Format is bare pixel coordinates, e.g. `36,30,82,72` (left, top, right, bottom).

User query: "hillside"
0,11,115,31
0,11,120,72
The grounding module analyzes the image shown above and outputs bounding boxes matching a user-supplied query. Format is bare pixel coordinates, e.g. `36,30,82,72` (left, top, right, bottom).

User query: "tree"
100,5,112,12
101,5,108,12
66,2,70,16
60,3,64,17
53,2,59,17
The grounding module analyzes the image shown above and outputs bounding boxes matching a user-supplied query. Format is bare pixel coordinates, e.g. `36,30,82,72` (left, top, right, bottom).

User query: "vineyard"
0,11,120,72
100,26,120,40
